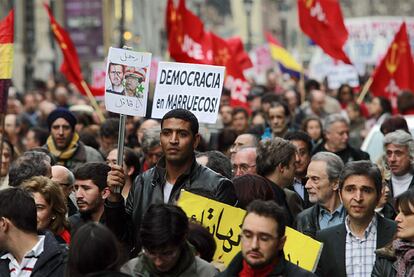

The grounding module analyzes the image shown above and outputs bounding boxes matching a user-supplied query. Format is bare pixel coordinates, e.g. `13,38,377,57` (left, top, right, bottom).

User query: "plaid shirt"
345,214,378,277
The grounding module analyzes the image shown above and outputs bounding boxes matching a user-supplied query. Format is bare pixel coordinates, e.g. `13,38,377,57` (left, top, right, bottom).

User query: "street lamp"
243,0,253,51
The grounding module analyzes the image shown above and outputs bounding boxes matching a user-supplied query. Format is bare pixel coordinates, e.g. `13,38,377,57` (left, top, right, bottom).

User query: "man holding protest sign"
218,200,316,276
105,108,238,253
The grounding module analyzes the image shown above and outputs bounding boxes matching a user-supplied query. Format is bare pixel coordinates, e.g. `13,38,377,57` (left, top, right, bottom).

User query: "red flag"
44,4,103,96
166,0,251,108
298,0,351,64
370,22,414,110
225,37,253,71
0,10,13,114
166,0,208,64
206,32,251,109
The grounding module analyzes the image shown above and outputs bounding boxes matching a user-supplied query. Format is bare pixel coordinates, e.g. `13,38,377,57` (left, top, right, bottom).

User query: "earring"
51,216,56,220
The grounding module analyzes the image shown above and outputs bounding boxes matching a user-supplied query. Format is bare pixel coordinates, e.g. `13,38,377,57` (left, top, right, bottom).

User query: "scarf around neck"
393,239,414,277
47,132,79,161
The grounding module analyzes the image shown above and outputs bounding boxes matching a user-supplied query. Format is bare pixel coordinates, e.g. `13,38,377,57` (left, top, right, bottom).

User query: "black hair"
66,222,125,277
233,174,275,209
284,131,312,155
245,200,286,238
0,188,37,233
161,108,199,136
29,127,49,147
187,222,216,262
123,147,141,181
339,160,382,196
196,150,232,180
396,188,414,215
376,96,392,115
140,204,189,251
100,118,120,139
73,162,110,191
232,107,249,119
304,79,320,93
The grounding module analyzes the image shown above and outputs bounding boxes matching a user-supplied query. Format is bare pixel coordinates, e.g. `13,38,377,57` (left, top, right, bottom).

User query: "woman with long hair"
21,176,71,244
372,188,414,276
66,222,129,277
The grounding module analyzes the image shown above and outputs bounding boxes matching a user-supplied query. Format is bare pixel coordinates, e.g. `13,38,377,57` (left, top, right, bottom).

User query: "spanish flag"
265,32,303,79
0,10,13,114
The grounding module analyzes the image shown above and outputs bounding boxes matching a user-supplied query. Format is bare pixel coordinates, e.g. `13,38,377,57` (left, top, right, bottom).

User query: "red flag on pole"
166,0,252,108
370,22,414,110
0,9,13,114
166,0,207,64
44,4,103,96
298,0,352,64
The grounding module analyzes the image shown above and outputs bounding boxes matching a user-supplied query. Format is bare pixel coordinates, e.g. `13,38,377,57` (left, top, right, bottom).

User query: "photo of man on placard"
124,66,146,98
106,62,125,95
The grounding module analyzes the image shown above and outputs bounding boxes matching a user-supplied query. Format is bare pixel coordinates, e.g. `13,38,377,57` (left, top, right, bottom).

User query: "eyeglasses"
232,163,256,173
241,230,278,244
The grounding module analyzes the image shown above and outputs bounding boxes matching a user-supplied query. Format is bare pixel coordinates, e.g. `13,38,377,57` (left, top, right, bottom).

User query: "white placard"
104,47,152,116
327,64,360,90
151,62,225,124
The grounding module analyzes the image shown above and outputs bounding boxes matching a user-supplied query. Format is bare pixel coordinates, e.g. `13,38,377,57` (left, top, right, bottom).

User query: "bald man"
51,165,77,216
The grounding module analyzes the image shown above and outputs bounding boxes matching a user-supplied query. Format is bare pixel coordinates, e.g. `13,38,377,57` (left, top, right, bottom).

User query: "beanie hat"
47,108,77,131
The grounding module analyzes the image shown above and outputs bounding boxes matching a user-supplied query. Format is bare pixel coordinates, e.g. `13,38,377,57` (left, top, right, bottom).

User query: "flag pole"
80,80,105,122
356,76,373,104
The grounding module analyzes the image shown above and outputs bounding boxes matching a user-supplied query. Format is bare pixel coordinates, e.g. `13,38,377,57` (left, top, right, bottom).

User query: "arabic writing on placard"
178,191,323,272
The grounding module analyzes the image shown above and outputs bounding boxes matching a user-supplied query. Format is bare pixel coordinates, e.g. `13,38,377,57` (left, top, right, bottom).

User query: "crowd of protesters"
0,75,414,277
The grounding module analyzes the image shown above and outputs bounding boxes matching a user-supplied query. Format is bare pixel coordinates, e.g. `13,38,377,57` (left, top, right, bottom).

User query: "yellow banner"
178,191,322,272
0,43,13,79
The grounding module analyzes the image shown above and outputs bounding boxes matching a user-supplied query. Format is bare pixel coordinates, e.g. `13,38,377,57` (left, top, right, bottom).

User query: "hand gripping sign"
178,191,323,272
151,61,225,124
105,47,152,117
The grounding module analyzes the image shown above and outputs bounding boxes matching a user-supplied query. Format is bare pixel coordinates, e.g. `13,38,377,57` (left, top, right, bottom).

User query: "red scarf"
239,260,274,277
58,229,71,244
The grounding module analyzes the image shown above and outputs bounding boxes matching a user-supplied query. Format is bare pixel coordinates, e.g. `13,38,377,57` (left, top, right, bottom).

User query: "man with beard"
44,108,103,171
69,162,111,233
218,200,315,276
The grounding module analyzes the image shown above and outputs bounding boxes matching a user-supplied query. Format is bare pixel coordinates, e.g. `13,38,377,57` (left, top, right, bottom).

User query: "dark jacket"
312,142,370,164
371,245,397,277
217,252,316,277
315,215,397,277
267,180,295,226
295,203,346,238
69,212,106,235
0,232,67,277
104,157,238,254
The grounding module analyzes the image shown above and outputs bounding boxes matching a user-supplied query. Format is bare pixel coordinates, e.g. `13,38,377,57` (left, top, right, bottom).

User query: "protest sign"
105,47,152,116
151,62,225,124
326,64,359,89
178,191,323,272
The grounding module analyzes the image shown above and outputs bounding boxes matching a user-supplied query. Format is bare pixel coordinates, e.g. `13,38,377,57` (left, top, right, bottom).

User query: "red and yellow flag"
44,4,103,96
298,0,351,64
0,10,13,114
370,22,414,109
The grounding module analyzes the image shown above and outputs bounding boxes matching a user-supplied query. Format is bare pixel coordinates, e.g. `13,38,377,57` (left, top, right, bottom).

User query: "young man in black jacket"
0,188,67,276
106,108,238,254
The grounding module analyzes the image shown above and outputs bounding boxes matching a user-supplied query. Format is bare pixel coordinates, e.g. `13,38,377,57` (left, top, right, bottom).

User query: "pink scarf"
393,239,414,277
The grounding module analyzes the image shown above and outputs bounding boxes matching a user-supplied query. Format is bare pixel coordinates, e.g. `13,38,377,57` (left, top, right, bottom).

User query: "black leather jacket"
104,156,238,254
371,245,397,277
295,204,320,238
